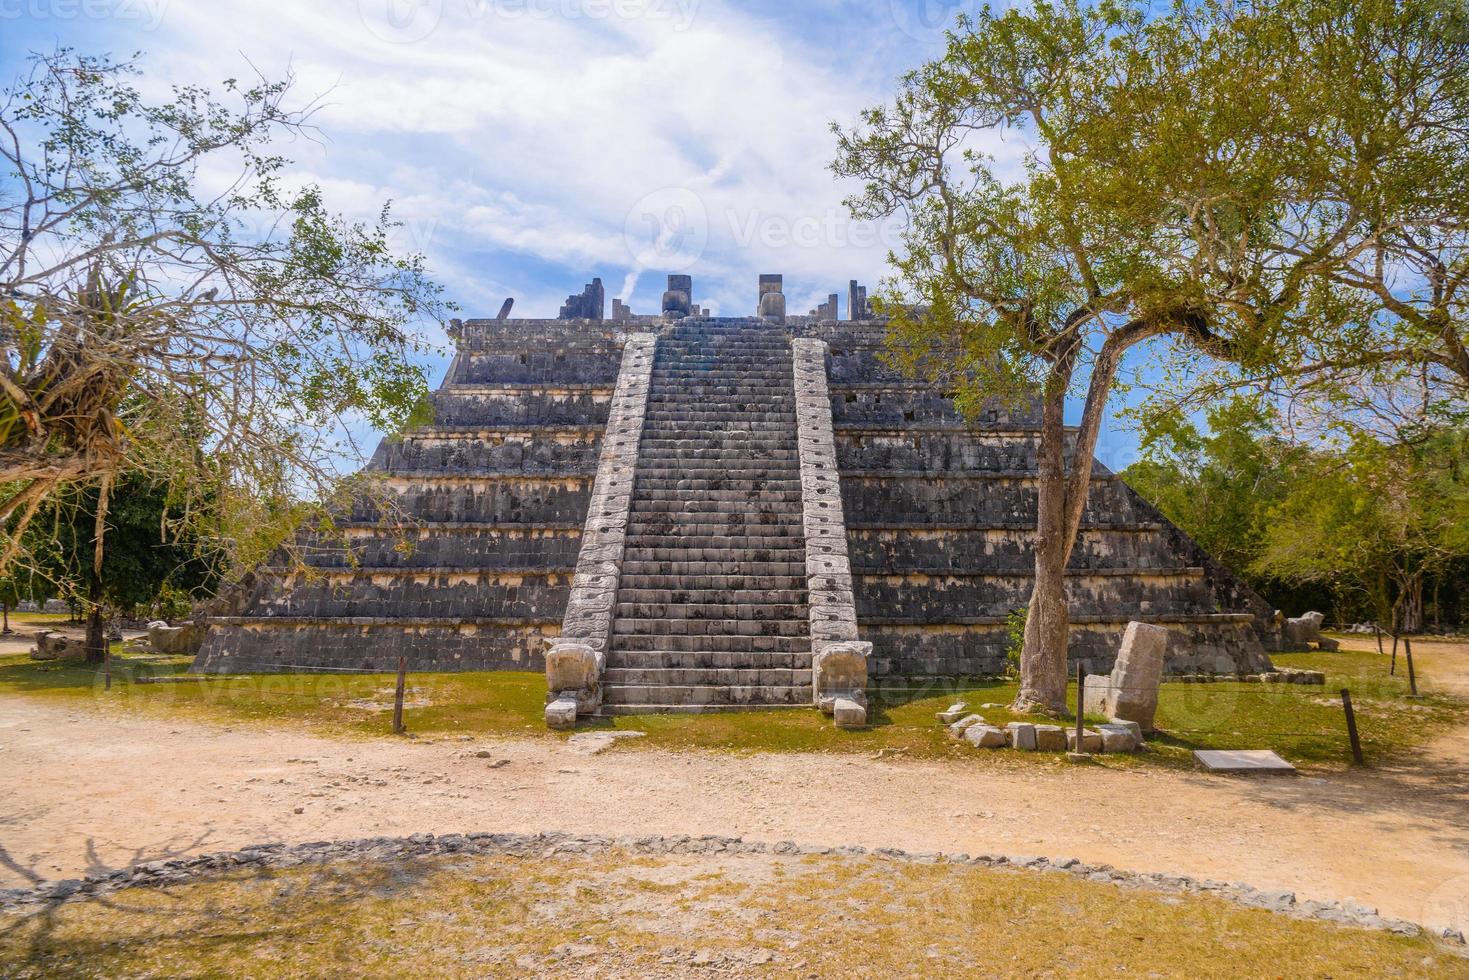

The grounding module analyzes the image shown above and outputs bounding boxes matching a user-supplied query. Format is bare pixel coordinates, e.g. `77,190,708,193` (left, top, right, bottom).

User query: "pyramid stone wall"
195,302,1271,683
793,319,1271,679
193,318,624,673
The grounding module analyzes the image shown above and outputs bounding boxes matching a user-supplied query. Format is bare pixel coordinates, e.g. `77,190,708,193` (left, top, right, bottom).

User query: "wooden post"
392,656,407,734
1404,637,1418,697
1075,662,1086,752
1389,632,1398,675
1373,622,1383,656
104,640,111,692
1340,689,1364,766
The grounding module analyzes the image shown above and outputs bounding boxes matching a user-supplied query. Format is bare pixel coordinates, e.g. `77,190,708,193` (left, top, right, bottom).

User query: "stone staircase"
601,318,812,713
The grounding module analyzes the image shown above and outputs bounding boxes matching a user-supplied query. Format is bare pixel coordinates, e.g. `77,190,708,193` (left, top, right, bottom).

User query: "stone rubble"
0,831,1453,948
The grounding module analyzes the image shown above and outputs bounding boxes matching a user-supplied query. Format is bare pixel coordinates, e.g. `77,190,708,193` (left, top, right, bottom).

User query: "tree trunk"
1010,320,1156,716
85,577,105,664
1014,377,1073,713
1401,573,1424,633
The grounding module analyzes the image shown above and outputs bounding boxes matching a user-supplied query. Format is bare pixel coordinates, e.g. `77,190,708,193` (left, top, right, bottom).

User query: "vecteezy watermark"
0,0,169,28
358,0,699,44
357,0,445,43
725,207,906,253
624,186,709,272
623,189,904,271
1424,874,1469,940
887,0,968,44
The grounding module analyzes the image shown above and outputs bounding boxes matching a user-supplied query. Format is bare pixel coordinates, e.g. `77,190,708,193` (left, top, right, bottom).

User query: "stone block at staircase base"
545,696,579,730
832,697,866,729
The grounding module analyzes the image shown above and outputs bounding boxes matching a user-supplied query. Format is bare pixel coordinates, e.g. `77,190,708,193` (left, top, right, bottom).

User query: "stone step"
624,527,801,543
629,500,804,516
595,703,810,716
631,489,803,504
613,616,808,637
629,517,799,533
601,683,813,706
604,667,813,686
612,633,811,653
615,602,807,621
637,444,799,455
632,480,801,494
621,548,805,565
607,649,812,670
617,587,805,604
621,560,806,577
618,574,807,591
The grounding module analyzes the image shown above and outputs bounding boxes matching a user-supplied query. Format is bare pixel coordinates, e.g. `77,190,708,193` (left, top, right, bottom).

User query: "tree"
0,50,445,582
1253,430,1469,633
25,473,219,661
832,0,1469,712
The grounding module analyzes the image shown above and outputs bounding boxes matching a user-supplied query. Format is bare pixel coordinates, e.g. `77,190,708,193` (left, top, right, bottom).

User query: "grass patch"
2,850,1461,977
0,645,1461,769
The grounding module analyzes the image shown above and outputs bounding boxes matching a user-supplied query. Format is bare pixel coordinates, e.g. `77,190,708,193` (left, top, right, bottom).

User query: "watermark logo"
358,0,444,43
888,0,966,44
1424,874,1469,940
0,0,169,29
624,187,708,271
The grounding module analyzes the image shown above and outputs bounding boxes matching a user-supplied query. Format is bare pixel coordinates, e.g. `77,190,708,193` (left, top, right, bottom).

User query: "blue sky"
2,0,1154,472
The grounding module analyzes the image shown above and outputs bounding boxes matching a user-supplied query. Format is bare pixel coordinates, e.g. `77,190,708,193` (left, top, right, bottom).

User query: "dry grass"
0,644,1462,770
2,850,1461,978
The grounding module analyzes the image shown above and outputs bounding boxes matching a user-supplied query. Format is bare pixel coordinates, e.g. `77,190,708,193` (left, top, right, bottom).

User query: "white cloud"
119,0,922,318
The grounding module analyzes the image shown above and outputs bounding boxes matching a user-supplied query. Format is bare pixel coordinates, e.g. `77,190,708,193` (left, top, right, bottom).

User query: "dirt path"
3,638,1468,936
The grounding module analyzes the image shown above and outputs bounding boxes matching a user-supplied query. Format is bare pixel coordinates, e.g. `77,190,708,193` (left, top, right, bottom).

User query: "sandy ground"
2,635,1468,937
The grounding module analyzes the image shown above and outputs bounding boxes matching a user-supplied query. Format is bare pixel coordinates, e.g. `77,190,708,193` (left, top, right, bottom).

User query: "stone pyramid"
195,275,1273,721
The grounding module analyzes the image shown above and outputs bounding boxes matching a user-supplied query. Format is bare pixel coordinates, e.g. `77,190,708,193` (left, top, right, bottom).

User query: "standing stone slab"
1102,621,1169,733
793,337,869,724
546,333,656,726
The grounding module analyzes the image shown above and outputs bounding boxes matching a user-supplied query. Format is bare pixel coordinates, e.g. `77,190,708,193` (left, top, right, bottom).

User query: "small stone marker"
1033,725,1066,751
1103,621,1169,732
964,725,1007,748
1006,722,1037,751
832,697,867,729
936,702,968,724
1193,749,1297,774
1097,723,1139,753
947,714,984,738
545,696,579,730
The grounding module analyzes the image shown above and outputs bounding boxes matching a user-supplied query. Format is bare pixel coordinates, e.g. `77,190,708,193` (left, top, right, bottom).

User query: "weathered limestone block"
1098,723,1140,752
1066,728,1103,753
1286,608,1333,646
832,696,866,729
148,622,203,655
30,631,88,661
936,702,968,724
1006,721,1038,750
662,274,692,318
1034,724,1066,751
948,714,984,738
545,695,579,730
813,641,870,712
543,639,604,722
1102,621,1169,733
964,724,1006,748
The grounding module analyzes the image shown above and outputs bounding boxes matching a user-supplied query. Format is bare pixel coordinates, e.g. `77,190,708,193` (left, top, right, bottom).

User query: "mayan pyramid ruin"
195,273,1274,724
